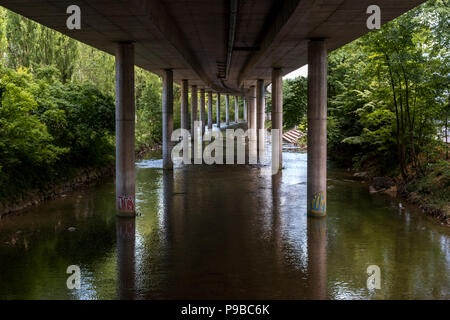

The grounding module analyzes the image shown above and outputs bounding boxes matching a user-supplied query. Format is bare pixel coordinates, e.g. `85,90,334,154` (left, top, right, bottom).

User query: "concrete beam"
115,42,135,216
126,0,224,92
238,0,304,85
307,39,327,217
162,69,174,170
3,0,425,92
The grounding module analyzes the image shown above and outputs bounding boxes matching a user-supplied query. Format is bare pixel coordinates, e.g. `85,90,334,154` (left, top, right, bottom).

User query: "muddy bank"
353,171,449,226
399,189,450,226
0,145,161,218
0,166,114,218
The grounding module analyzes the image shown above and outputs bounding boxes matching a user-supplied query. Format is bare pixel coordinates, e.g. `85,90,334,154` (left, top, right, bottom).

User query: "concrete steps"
282,129,305,144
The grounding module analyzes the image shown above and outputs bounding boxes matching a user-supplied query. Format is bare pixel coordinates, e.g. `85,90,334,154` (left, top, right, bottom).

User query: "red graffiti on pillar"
118,195,135,211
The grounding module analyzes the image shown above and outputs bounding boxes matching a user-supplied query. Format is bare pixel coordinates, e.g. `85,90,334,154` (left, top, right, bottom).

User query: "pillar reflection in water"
161,170,175,238
307,217,327,299
248,86,257,164
271,172,283,268
116,217,136,299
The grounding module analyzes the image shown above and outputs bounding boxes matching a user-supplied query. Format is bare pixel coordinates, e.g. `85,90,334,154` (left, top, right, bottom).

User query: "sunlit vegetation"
269,0,449,212
0,8,164,200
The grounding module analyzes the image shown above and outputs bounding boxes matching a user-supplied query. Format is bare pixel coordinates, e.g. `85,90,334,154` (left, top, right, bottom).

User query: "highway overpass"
1,0,426,217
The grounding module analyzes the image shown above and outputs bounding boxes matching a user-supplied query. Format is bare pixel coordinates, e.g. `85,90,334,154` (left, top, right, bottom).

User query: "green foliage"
135,67,162,151
327,0,449,177
282,77,308,129
0,65,116,199
32,68,115,166
267,0,449,180
4,10,79,83
0,1,447,204
406,160,450,211
0,67,67,197
72,45,115,95
0,6,164,201
0,9,7,58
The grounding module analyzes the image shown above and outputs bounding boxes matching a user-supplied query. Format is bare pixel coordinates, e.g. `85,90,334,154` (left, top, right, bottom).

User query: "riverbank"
0,166,114,218
0,145,161,218
2,149,449,299
353,162,450,227
400,161,450,226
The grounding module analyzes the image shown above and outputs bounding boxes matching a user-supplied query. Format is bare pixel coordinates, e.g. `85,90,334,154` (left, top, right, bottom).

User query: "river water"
0,148,449,299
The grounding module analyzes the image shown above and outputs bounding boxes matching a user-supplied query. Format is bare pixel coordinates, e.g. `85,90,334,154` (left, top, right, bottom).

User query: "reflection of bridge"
2,0,425,217
117,170,328,299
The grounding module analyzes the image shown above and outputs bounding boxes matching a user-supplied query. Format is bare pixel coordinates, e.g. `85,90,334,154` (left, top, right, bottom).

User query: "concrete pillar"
225,94,230,125
216,93,221,127
234,96,239,122
162,69,174,170
247,97,250,129
181,80,189,130
200,88,206,136
249,86,256,132
115,42,135,216
190,85,198,137
256,79,265,154
249,87,257,163
247,98,250,125
307,39,327,217
272,68,283,171
207,91,213,129
243,97,247,121
246,97,250,129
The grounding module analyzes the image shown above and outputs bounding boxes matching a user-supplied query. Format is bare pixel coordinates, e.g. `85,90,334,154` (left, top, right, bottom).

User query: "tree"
0,66,66,197
36,27,79,83
72,45,115,95
0,8,7,61
135,67,163,151
5,10,39,69
282,77,308,129
4,10,79,83
325,0,449,178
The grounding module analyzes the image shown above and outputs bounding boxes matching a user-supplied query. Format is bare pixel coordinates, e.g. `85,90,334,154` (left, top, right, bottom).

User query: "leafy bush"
0,67,67,197
33,67,115,167
135,69,162,151
0,9,164,202
282,77,307,129
0,66,115,199
406,160,450,210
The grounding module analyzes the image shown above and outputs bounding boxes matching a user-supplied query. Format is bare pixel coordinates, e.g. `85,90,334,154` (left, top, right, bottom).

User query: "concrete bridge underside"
2,0,423,92
1,0,425,217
